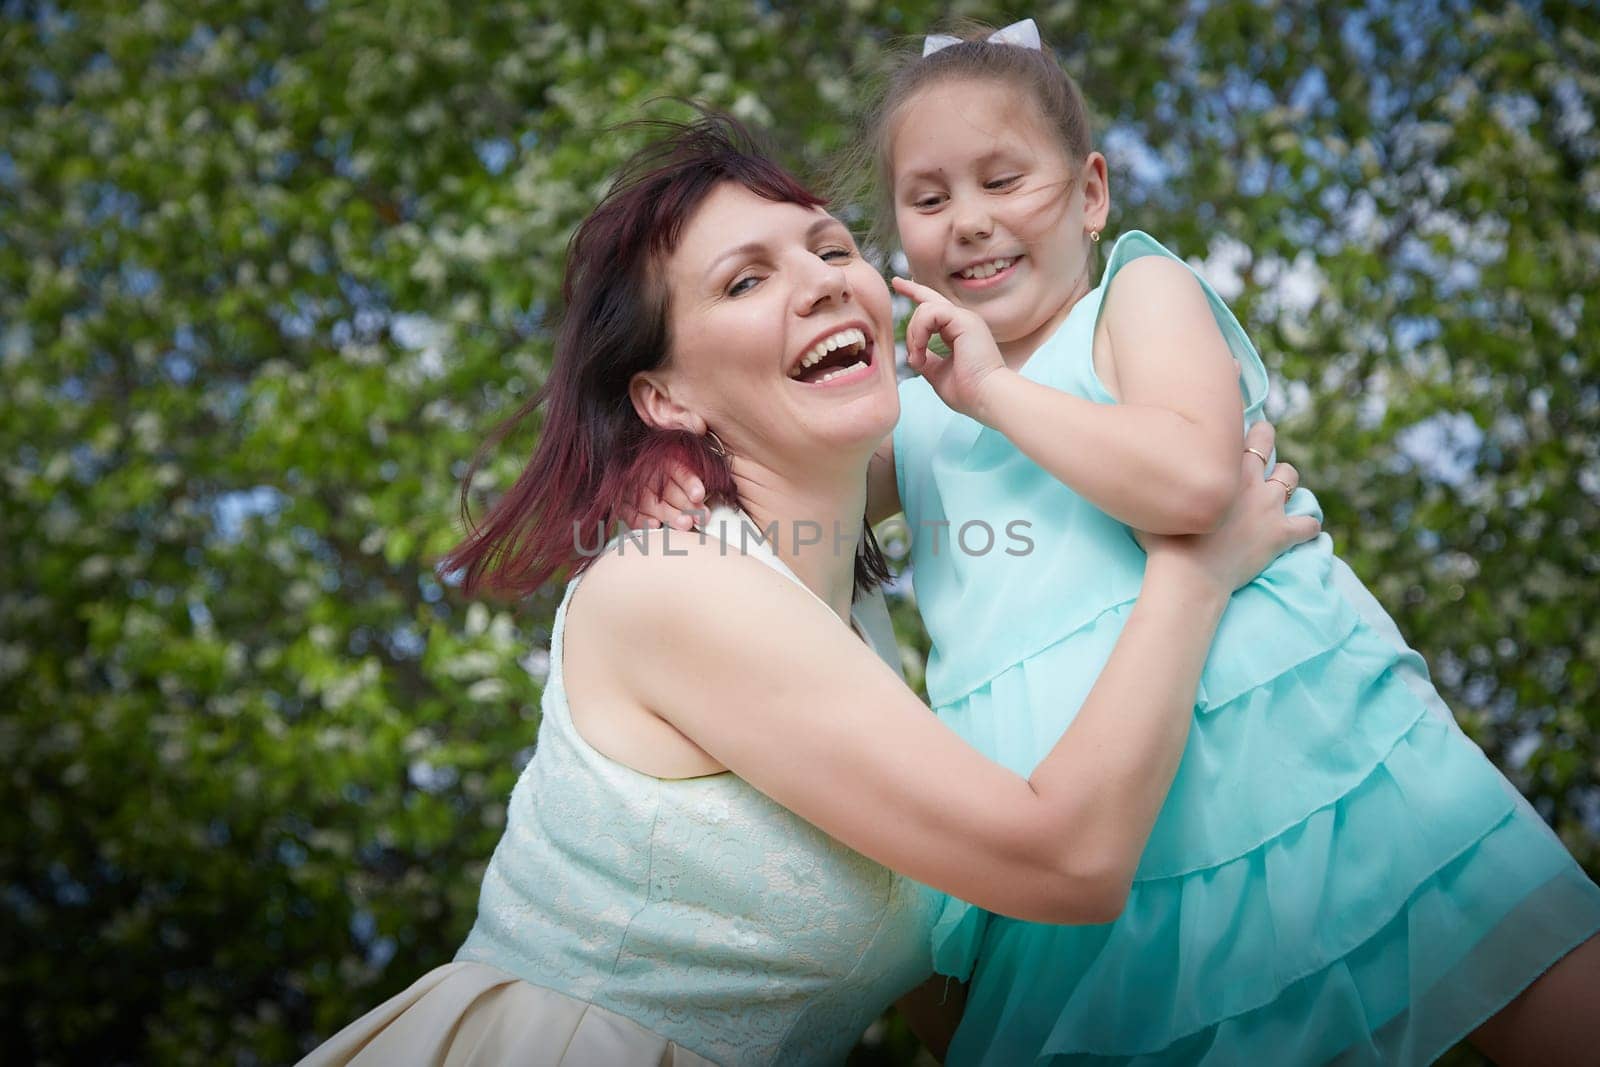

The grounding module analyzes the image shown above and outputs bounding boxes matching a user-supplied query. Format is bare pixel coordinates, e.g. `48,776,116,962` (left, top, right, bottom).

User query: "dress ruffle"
936,603,1427,890
931,614,1600,1064
946,785,1598,1065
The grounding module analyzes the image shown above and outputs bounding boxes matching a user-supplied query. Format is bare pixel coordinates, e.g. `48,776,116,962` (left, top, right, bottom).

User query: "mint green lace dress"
892,231,1600,1065
304,508,939,1066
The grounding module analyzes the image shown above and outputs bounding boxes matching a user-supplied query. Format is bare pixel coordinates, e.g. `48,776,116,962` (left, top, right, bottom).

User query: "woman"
299,115,1315,1066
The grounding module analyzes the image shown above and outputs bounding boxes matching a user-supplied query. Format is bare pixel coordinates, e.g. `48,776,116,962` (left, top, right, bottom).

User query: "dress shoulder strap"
1098,230,1271,422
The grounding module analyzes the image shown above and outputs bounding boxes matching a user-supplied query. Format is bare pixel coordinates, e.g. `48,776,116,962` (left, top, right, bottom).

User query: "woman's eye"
727,275,760,297
819,247,852,262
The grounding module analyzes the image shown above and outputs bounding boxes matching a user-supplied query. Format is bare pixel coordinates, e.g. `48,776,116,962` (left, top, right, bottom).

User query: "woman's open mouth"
788,327,875,387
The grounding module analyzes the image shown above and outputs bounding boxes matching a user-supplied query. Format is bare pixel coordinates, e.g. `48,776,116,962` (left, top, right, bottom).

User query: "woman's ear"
1081,151,1111,234
629,371,707,436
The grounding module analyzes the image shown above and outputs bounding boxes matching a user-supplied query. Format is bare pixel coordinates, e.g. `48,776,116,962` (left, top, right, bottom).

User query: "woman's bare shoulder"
575,527,798,630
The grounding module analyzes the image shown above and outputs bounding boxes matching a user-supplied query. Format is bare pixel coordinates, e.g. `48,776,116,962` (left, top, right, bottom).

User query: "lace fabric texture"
457,509,938,1066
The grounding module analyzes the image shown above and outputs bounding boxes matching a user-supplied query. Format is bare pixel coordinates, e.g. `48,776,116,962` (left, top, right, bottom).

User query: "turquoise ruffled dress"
892,230,1600,1065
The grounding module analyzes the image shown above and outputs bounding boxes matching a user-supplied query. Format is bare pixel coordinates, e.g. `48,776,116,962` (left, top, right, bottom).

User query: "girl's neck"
998,257,1098,370
729,460,867,621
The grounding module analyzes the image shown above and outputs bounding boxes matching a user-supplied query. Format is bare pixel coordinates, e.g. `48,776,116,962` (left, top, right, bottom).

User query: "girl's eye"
913,193,945,210
986,175,1022,190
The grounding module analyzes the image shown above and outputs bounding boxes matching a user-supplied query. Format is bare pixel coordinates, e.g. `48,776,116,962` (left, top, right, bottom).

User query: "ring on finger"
1244,446,1270,465
1266,476,1294,501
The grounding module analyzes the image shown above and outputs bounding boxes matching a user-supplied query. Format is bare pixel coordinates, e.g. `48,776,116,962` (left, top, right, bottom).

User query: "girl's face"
890,78,1109,357
639,183,899,477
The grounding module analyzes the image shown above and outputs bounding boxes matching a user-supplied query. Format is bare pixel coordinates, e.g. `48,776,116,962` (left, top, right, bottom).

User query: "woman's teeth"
813,362,866,384
791,327,867,378
958,257,1016,280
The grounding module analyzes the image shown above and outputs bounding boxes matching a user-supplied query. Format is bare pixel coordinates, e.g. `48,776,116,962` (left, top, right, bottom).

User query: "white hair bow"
922,18,1042,58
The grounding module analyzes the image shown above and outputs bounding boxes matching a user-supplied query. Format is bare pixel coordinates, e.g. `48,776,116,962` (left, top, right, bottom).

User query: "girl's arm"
896,262,1244,535
581,424,1314,923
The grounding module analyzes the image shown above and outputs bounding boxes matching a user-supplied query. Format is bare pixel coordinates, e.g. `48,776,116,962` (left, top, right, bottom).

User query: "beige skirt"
297,961,719,1067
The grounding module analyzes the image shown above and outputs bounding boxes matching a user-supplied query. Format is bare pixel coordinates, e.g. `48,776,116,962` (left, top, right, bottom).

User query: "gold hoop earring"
704,429,730,458
1089,229,1101,243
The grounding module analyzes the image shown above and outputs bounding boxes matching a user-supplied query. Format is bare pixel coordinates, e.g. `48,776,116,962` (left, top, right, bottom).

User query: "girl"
637,19,1600,1066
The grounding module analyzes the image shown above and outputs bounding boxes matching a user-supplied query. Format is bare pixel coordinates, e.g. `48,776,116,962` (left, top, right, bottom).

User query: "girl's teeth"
961,257,1015,279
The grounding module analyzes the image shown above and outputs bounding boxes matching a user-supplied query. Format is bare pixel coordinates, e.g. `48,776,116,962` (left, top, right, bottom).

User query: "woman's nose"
793,254,851,314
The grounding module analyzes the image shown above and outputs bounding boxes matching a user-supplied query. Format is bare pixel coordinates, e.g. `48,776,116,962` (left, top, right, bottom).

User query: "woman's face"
650,183,899,475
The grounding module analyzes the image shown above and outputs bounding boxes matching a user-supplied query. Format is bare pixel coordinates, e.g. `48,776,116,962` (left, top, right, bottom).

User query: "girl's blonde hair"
834,19,1095,250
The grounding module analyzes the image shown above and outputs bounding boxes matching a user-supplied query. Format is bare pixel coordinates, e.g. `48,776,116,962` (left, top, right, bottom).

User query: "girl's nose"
953,197,993,242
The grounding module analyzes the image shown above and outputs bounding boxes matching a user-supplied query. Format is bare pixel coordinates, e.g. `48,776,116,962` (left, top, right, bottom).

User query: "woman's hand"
892,276,1010,424
1136,420,1319,592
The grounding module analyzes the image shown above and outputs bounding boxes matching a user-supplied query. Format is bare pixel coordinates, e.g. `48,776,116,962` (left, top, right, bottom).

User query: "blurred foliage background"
2,0,1596,1063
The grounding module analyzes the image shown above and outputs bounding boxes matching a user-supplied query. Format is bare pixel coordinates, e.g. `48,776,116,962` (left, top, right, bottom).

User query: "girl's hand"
1136,421,1320,592
892,276,1010,423
622,469,705,532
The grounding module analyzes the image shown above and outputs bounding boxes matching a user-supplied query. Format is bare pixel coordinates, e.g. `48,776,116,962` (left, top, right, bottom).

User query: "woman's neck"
729,461,867,622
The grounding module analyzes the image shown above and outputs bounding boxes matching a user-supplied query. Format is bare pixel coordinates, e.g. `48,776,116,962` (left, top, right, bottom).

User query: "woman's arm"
582,425,1314,924
595,520,1222,923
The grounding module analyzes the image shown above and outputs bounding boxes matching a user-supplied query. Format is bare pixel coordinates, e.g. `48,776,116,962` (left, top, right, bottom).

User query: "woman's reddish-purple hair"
441,112,891,598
